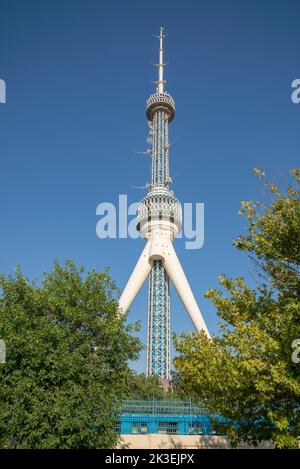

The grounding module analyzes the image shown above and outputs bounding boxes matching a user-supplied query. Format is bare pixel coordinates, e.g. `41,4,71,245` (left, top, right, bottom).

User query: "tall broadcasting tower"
119,28,210,383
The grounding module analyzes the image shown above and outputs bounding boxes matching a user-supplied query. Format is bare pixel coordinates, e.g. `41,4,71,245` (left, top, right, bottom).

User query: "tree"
121,371,167,400
0,261,142,448
174,169,300,448
116,369,189,401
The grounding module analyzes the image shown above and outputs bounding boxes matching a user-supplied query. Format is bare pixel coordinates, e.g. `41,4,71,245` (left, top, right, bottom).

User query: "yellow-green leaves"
174,169,300,448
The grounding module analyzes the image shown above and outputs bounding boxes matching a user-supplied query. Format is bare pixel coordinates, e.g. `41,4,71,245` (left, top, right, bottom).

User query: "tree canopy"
174,169,300,448
121,371,168,399
0,261,141,448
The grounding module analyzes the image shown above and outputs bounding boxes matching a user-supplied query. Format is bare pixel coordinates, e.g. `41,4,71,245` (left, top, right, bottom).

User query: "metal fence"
118,399,227,435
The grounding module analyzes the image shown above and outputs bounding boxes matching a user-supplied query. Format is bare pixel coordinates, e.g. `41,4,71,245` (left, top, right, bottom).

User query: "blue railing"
118,399,227,435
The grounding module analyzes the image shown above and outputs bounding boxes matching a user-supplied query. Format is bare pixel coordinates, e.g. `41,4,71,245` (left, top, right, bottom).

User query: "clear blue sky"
0,0,299,373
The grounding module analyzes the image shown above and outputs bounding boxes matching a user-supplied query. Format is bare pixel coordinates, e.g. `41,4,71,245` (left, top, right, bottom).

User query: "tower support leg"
119,241,152,314
163,242,211,338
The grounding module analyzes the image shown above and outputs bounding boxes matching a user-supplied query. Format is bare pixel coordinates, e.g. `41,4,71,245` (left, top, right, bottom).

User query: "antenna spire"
156,26,166,93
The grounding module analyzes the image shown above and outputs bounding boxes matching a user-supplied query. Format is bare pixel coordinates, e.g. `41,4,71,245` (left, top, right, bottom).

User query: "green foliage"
121,371,167,399
117,369,186,400
174,169,300,448
0,260,142,448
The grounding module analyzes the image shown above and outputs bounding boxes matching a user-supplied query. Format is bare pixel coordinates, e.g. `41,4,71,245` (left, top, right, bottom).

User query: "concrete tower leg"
119,241,152,314
163,242,211,338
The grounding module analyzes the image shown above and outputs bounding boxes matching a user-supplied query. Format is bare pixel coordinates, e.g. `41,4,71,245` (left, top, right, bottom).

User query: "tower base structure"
119,192,211,381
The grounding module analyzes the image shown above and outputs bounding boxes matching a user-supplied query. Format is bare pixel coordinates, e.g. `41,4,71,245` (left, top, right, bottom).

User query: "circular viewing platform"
146,92,175,122
137,188,182,232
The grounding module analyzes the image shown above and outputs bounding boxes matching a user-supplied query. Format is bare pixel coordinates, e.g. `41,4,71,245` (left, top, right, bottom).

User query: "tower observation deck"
119,28,210,384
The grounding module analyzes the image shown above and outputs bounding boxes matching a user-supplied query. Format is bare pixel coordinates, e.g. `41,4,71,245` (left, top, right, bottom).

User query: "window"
190,423,203,435
158,421,178,434
132,422,148,434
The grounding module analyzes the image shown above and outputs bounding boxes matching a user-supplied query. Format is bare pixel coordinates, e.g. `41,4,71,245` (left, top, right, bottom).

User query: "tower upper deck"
146,92,175,122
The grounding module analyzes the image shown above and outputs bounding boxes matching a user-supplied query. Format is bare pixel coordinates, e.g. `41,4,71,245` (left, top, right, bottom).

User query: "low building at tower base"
117,400,274,449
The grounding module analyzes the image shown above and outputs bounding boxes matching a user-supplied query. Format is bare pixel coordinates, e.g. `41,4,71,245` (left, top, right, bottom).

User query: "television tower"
119,28,210,383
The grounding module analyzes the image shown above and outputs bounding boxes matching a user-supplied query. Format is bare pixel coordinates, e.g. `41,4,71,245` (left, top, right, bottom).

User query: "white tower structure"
119,28,210,382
